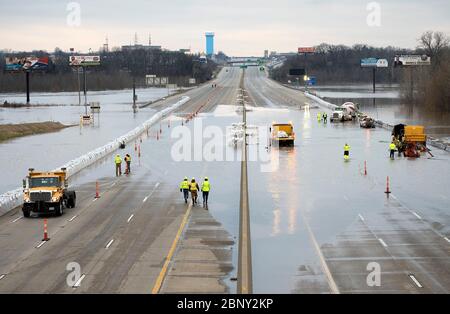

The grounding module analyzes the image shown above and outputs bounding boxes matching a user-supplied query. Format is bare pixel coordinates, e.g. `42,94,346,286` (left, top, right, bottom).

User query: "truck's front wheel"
55,201,64,216
23,208,31,218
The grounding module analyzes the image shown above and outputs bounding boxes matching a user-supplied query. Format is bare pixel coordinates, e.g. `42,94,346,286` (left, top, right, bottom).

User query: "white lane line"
105,239,114,249
409,274,423,288
92,198,97,202
69,215,78,222
0,274,5,280
343,195,349,201
358,214,365,222
36,241,47,249
378,238,388,247
143,196,148,203
155,182,160,188
11,216,23,223
73,274,86,288
411,211,422,220
444,237,450,243
127,214,134,223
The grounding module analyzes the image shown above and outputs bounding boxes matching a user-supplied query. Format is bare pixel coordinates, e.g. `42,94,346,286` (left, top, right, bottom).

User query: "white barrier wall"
0,96,190,216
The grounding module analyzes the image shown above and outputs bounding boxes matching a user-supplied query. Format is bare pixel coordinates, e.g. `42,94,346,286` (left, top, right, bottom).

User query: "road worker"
389,142,397,160
179,177,190,204
317,112,322,122
189,178,200,205
344,143,350,160
124,154,131,174
323,112,328,123
114,154,122,176
201,177,210,208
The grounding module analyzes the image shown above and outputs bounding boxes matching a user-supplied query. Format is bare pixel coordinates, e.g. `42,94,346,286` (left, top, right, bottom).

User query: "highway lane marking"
92,198,98,202
73,274,86,288
300,211,340,294
343,196,349,201
69,215,78,222
105,239,114,249
444,237,450,243
11,216,23,223
0,274,5,280
409,274,423,288
143,196,148,203
36,241,47,249
358,214,365,221
378,238,388,247
127,214,134,223
411,211,422,220
152,203,193,294
155,182,160,188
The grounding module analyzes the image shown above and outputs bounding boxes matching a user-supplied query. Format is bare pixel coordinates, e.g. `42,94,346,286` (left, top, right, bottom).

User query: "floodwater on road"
245,105,450,293
309,84,450,141
0,87,177,194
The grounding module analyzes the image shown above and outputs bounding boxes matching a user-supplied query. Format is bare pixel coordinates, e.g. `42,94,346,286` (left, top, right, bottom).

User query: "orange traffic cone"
385,176,391,194
42,218,50,241
95,181,100,198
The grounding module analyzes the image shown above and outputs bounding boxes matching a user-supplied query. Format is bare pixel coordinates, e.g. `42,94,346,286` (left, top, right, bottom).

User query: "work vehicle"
330,103,356,122
359,116,376,128
22,168,76,217
392,124,428,157
271,122,295,146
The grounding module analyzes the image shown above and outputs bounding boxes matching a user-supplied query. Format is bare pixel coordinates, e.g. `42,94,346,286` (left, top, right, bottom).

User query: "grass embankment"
0,121,71,142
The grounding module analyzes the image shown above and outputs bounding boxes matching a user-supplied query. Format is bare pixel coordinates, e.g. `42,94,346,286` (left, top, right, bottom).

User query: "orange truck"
271,122,295,146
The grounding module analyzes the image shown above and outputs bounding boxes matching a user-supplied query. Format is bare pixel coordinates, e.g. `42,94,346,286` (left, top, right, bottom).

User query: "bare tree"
418,31,449,64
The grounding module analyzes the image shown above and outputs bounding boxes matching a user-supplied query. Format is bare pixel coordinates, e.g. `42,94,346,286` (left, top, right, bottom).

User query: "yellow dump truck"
392,124,427,158
22,168,76,217
271,122,295,146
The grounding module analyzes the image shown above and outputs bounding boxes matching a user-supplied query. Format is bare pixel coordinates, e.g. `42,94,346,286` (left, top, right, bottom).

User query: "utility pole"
83,67,88,115
372,68,376,93
25,71,30,104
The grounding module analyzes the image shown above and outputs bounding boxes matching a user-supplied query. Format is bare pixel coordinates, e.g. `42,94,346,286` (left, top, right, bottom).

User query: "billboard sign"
394,55,431,67
69,55,101,66
298,47,315,53
361,58,388,68
289,68,305,76
4,56,49,72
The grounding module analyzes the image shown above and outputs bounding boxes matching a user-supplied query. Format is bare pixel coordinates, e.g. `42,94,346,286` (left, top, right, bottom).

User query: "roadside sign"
361,58,388,68
69,55,101,66
4,56,49,72
289,68,305,76
394,55,431,67
189,78,196,84
298,47,315,53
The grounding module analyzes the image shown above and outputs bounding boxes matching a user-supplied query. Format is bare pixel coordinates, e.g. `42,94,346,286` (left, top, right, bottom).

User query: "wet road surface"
0,66,449,293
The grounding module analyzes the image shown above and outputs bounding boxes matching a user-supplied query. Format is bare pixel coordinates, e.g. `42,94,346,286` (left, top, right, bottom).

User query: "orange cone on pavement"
42,218,50,241
95,181,100,198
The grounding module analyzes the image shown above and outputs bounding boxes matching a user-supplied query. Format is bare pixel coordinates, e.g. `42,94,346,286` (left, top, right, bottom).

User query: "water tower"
205,32,214,56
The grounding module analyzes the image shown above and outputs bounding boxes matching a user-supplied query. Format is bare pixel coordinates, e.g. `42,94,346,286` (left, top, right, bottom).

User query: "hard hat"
205,177,208,180
184,177,188,180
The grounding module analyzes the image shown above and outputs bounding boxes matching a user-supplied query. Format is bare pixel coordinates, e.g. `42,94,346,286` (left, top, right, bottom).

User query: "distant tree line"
270,32,450,114
0,48,217,93
270,44,411,84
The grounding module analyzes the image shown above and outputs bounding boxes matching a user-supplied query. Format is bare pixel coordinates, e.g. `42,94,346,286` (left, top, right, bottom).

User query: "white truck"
330,102,357,122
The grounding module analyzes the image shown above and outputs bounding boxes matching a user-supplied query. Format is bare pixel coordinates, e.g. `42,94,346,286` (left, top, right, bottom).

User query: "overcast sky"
1,0,449,56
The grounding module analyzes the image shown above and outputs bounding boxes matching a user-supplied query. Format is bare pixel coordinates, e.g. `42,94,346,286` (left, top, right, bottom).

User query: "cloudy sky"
0,0,449,56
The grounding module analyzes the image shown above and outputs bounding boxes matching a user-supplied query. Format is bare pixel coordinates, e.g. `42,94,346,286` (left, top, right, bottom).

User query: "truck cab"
22,168,76,217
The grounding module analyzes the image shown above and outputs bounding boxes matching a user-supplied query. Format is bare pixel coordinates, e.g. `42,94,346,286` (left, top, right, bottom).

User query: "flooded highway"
0,66,449,294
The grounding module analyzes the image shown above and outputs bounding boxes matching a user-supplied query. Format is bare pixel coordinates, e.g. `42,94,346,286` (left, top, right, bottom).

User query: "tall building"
205,32,214,56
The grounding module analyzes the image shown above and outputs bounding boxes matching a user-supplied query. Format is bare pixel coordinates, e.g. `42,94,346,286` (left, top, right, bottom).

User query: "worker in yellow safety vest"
124,154,132,174
114,154,122,176
317,112,322,122
179,177,190,204
344,143,350,160
201,177,210,208
389,142,397,160
189,178,200,205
